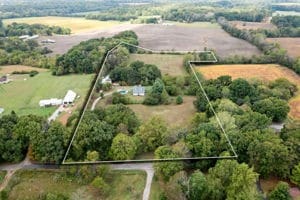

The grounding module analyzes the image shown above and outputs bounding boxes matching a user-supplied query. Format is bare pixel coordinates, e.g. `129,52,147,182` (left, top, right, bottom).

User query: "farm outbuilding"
0,76,10,84
39,98,62,107
133,85,145,96
101,75,112,84
63,90,77,105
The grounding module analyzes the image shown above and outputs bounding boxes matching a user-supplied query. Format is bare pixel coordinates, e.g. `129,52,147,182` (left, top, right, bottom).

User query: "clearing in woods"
3,16,123,34
129,54,186,76
197,64,300,120
5,169,146,200
266,38,300,58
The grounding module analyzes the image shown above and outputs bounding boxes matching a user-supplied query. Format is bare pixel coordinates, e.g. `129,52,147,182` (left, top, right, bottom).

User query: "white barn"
63,90,77,105
39,98,62,107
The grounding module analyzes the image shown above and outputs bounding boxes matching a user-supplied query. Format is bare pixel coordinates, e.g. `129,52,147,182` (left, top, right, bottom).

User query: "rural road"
111,163,154,200
91,91,114,111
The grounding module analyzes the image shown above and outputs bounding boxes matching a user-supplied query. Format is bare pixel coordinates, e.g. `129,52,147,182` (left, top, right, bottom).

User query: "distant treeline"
215,11,267,22
217,17,300,75
272,3,300,12
0,22,71,37
0,0,123,19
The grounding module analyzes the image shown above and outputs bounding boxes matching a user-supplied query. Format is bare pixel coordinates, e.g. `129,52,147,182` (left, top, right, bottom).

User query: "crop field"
272,11,300,16
133,24,261,58
128,96,197,126
3,16,123,34
197,64,300,120
129,54,186,76
229,21,276,30
266,38,300,58
5,169,146,200
0,68,93,116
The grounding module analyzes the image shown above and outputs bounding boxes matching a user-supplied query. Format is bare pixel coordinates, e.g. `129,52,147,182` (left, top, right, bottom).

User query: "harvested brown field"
197,64,300,120
229,21,276,30
133,24,261,58
41,23,261,58
129,54,185,76
128,96,196,126
266,38,300,58
0,65,48,75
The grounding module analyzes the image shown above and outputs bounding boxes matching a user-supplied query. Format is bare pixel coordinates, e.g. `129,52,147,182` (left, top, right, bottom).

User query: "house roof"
63,90,77,103
133,85,145,94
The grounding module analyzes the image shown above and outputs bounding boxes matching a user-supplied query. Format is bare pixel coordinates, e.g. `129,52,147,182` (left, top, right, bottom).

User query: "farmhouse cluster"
39,90,77,107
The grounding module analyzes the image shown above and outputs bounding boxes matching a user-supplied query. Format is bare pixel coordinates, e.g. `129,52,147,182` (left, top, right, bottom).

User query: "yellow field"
3,16,123,34
197,64,300,120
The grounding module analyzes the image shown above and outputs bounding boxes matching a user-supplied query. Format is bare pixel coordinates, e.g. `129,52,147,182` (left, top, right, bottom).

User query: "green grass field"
171,21,220,28
149,175,163,200
273,11,300,16
5,169,146,200
129,54,186,76
0,71,93,116
0,170,7,185
3,16,123,34
107,170,146,200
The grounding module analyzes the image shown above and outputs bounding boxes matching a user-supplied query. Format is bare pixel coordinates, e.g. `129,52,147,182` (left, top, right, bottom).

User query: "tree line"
1,22,71,37
0,112,68,164
54,31,139,75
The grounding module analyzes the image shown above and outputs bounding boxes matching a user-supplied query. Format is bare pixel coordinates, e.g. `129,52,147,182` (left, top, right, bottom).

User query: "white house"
39,98,62,107
41,39,56,44
133,85,145,96
101,75,112,84
63,90,77,105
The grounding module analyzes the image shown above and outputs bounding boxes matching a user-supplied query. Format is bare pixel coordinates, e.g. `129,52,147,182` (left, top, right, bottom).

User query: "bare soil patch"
266,38,300,58
133,24,261,58
197,64,300,120
0,65,48,75
229,21,276,30
128,96,196,126
129,54,185,76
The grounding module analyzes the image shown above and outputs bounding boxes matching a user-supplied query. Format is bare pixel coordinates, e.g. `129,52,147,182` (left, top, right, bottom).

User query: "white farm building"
63,90,77,105
39,98,62,107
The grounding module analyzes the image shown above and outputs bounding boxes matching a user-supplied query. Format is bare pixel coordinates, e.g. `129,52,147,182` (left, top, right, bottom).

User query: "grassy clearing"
149,175,164,200
128,96,196,126
197,64,300,120
0,170,7,185
6,170,94,200
0,70,93,116
107,170,146,200
129,54,186,76
0,65,47,75
3,16,123,34
5,169,146,200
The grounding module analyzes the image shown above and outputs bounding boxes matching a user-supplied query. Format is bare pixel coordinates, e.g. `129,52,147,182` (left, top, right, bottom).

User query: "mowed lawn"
197,64,300,120
3,16,123,34
129,54,186,76
128,96,197,126
5,169,146,200
0,69,93,116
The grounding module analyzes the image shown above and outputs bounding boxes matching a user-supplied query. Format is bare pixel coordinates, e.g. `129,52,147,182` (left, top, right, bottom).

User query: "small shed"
0,76,10,84
39,98,62,107
0,108,4,114
63,90,77,105
133,85,145,96
101,75,112,84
